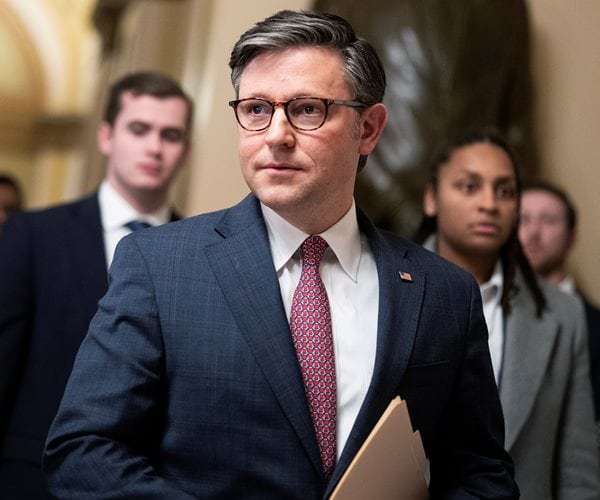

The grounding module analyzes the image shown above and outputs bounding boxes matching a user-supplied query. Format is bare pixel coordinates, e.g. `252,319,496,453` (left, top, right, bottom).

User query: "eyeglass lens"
236,98,329,131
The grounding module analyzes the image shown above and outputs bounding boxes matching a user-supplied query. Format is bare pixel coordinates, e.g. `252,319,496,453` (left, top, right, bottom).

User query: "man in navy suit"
43,11,517,498
0,71,193,498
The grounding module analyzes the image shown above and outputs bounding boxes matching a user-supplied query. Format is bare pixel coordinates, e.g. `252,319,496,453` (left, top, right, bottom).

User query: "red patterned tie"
290,235,336,479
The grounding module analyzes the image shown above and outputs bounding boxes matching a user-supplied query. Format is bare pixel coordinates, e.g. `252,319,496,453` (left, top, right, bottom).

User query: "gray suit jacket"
501,275,600,500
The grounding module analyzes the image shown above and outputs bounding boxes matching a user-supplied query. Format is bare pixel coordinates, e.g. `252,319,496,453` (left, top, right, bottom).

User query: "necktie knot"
301,235,328,269
125,220,152,232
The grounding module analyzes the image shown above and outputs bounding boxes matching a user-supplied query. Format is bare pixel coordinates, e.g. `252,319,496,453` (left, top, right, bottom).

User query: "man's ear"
96,122,113,156
423,184,438,217
358,103,388,156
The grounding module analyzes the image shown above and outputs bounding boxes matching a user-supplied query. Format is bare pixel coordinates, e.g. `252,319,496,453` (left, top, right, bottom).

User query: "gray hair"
229,10,386,106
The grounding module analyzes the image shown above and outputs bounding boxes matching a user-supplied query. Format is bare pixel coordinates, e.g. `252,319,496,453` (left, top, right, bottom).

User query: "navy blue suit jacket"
43,194,517,499
0,193,177,498
582,296,600,419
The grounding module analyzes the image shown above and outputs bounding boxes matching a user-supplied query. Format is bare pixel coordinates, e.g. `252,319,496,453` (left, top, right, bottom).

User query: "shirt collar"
98,180,171,230
260,200,362,281
423,233,504,303
480,260,504,305
422,234,437,253
557,275,576,295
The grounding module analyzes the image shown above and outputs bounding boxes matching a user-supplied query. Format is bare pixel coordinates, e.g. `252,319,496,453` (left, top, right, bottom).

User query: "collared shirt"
261,201,378,459
557,275,576,295
423,234,504,383
98,180,171,268
480,261,504,384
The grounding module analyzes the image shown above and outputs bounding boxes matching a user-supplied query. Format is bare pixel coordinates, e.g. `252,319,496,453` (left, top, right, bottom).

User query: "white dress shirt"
557,275,576,296
479,261,504,384
98,181,171,268
261,201,379,459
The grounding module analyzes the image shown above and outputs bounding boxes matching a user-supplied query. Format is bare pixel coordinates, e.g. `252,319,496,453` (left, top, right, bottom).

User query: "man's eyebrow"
494,175,517,185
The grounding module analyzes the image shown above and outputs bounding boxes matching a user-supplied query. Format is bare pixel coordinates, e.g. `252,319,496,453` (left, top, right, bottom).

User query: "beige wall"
0,0,99,208
528,0,600,303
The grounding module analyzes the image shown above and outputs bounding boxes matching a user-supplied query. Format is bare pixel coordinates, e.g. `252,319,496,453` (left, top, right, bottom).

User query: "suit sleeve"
43,235,196,499
0,215,34,442
555,297,600,498
428,278,518,499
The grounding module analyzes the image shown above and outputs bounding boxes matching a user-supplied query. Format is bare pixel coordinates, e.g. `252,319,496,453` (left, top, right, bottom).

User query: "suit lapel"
67,195,177,307
206,200,427,485
329,215,425,488
203,195,323,476
500,279,559,450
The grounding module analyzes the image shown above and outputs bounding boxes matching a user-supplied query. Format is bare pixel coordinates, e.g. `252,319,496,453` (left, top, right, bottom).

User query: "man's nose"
265,107,295,147
521,217,541,235
145,131,162,155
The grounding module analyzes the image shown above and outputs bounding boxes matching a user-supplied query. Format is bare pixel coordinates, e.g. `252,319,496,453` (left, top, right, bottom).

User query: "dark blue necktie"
125,220,152,232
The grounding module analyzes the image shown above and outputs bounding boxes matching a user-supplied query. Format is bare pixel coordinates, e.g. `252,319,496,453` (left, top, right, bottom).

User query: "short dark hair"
522,180,577,231
229,10,386,105
103,71,194,133
229,10,386,171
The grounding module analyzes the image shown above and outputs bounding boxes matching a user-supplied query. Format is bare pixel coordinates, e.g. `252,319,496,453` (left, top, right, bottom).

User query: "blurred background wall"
0,0,598,303
0,0,98,207
315,0,538,238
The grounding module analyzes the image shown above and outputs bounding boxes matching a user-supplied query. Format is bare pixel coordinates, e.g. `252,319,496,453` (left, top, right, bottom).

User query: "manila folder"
330,396,429,500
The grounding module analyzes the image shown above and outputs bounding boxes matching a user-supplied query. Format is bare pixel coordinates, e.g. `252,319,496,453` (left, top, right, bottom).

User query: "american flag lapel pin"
399,271,413,282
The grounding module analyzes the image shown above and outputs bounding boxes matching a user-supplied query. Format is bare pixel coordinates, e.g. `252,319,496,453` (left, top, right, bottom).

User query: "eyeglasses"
228,97,368,132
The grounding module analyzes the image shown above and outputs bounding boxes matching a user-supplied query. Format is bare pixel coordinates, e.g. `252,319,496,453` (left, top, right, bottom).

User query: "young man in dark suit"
0,70,193,499
43,11,517,499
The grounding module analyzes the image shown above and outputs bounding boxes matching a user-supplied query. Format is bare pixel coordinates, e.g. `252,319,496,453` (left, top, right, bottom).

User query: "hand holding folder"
330,397,429,500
